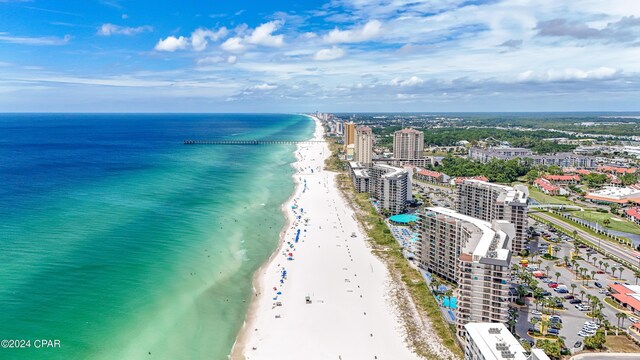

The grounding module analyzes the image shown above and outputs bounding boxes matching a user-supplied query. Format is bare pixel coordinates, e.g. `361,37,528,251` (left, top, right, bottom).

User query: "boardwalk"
183,139,326,145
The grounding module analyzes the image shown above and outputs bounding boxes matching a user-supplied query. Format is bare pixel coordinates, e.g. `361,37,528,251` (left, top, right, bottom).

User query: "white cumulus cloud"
154,36,188,51
220,37,245,53
313,46,346,61
97,23,152,36
324,20,382,44
245,20,285,47
190,27,228,51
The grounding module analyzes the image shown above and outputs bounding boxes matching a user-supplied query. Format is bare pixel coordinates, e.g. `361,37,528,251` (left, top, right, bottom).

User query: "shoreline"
229,114,317,360
231,115,422,360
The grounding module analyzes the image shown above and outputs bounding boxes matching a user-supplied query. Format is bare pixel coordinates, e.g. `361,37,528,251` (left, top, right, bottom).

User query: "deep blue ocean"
0,113,314,360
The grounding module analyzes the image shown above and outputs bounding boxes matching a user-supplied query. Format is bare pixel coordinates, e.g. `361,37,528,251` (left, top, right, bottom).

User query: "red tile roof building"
454,176,488,184
543,174,581,185
415,169,449,184
534,178,561,195
597,166,637,174
626,207,640,225
609,284,640,315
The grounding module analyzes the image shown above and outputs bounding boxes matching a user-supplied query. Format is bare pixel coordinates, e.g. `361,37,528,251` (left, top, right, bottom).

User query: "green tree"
571,283,577,295
555,272,561,283
583,331,606,350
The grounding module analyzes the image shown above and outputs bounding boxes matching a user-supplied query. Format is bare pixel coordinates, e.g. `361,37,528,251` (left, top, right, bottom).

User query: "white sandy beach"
232,116,421,360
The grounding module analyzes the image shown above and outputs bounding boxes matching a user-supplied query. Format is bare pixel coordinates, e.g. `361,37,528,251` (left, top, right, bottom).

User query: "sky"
1,0,640,112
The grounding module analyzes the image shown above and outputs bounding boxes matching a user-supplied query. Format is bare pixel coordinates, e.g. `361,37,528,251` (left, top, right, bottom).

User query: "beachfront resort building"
354,126,373,164
416,207,514,342
464,323,550,360
370,164,410,215
393,128,424,159
343,121,356,151
348,161,371,193
456,180,528,254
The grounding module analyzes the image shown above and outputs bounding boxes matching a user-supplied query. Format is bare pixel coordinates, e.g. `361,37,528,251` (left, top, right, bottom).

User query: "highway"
534,212,640,272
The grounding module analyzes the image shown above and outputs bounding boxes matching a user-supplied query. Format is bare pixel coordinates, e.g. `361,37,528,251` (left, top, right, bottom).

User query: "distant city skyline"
1,0,640,112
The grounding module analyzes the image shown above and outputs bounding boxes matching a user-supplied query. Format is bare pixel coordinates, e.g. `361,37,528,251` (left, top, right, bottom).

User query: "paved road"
535,212,640,271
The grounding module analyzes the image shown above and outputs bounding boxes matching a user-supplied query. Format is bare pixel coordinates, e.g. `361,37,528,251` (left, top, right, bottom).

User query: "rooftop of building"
586,186,640,201
356,125,372,132
460,179,528,204
425,207,511,262
610,284,640,312
626,207,640,221
395,128,422,134
543,174,581,181
353,169,370,178
464,322,528,360
534,178,560,192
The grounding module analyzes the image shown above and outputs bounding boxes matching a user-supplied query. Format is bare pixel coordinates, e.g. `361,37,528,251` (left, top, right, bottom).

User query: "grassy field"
605,335,640,352
571,210,640,235
527,187,576,206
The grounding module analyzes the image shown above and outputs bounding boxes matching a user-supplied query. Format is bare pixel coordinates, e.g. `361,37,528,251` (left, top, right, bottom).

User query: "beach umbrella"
277,291,282,295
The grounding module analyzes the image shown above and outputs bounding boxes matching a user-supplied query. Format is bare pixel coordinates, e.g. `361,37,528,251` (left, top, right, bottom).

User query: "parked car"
564,295,574,299
541,291,552,297
574,341,582,348
629,316,640,323
596,270,605,274
594,282,603,288
549,283,559,288
569,299,582,304
531,310,542,316
548,328,559,335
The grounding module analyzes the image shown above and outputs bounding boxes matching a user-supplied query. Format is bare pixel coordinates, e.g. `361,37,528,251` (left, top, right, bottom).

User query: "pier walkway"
184,139,325,145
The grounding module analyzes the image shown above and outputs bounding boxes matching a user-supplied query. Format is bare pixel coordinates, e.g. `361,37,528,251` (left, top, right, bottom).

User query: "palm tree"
604,262,610,274
591,270,596,281
541,319,551,336
592,256,598,267
580,290,586,301
545,265,551,276
586,253,592,264
553,246,561,258
431,279,441,294
635,272,640,285
571,283,577,295
599,260,603,269
619,267,625,280
563,255,570,266
444,289,453,309
531,317,540,334
555,272,561,283
507,317,517,333
619,312,628,330
611,266,618,278
573,230,578,240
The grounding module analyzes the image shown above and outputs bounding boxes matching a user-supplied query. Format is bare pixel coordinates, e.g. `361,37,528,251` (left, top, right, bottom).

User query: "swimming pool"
389,214,418,224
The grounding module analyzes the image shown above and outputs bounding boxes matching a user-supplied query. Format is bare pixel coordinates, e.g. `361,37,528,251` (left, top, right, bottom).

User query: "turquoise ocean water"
0,114,313,360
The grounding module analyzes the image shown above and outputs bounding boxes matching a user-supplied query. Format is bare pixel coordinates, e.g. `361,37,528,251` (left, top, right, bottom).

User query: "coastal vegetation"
430,156,531,183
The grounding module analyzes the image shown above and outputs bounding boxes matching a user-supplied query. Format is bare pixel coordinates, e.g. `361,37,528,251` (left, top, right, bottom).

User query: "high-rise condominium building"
354,126,373,164
416,207,513,342
343,122,356,151
456,180,528,254
393,128,424,159
369,164,409,214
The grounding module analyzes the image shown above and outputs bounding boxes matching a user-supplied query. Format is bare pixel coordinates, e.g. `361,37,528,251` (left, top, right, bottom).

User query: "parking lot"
513,221,637,351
